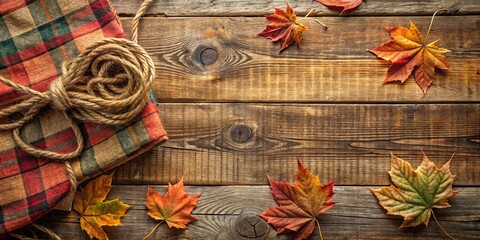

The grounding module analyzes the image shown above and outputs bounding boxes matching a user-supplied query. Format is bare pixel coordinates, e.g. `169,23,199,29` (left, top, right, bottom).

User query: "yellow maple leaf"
73,173,130,240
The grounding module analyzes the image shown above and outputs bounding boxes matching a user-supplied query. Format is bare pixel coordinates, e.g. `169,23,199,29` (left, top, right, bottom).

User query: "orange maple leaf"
73,173,131,240
369,21,450,93
371,153,460,238
259,160,335,240
258,4,308,52
315,0,362,13
144,177,201,240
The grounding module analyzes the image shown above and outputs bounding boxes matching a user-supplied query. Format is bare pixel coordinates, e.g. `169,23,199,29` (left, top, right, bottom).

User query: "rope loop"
1,2,155,217
0,38,154,160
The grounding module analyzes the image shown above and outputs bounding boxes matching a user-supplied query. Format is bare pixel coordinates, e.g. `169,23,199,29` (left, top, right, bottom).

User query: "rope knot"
0,0,155,211
0,38,155,160
48,75,72,111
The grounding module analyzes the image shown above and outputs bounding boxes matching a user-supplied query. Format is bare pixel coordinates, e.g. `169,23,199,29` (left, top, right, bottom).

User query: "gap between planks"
111,0,480,17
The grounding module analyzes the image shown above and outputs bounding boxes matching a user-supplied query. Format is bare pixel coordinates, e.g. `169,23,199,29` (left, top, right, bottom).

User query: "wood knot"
200,48,218,65
235,214,268,240
221,121,258,150
193,45,218,66
230,125,252,143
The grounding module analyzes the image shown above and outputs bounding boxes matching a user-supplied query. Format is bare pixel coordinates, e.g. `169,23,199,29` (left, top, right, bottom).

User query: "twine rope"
8,1,154,239
10,224,62,240
0,0,154,200
0,36,154,159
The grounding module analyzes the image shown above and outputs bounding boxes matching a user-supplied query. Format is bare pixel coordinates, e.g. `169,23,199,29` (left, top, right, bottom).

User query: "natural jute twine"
9,224,62,240
6,0,155,239
0,0,154,206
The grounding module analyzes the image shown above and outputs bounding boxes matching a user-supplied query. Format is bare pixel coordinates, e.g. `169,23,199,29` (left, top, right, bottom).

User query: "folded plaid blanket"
0,0,167,234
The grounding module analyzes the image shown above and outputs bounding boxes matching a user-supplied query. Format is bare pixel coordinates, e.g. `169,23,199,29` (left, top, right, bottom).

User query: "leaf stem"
297,8,328,29
315,218,324,240
448,152,456,161
424,8,447,43
304,8,316,18
143,220,164,240
431,209,456,240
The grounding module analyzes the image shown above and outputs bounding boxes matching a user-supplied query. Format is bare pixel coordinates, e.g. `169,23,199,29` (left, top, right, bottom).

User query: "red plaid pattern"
0,0,167,234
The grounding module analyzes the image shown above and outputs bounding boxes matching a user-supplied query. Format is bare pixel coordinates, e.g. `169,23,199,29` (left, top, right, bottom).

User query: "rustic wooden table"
41,1,479,239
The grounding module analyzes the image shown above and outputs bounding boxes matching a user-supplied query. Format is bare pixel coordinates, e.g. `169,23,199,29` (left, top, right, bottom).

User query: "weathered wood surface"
114,103,480,186
112,0,480,16
121,16,480,102
39,185,480,239
26,1,480,240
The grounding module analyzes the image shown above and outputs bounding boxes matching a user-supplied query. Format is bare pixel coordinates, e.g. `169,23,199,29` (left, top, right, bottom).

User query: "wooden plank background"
39,0,479,239
120,16,480,102
113,103,480,186
42,186,480,239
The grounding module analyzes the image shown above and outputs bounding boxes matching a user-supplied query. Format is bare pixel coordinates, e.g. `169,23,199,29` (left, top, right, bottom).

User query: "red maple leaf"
258,4,308,52
315,0,362,13
259,160,335,240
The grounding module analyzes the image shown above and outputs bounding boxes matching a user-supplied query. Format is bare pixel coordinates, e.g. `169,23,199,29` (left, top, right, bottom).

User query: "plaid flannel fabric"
0,0,167,234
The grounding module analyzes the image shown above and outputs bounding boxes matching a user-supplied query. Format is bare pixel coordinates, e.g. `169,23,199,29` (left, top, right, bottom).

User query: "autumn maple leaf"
371,153,460,238
315,0,362,13
73,173,131,240
143,177,201,240
258,4,308,52
259,160,335,240
369,21,450,93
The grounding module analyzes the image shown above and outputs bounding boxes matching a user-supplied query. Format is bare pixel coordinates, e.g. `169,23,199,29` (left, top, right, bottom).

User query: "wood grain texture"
112,0,480,16
113,103,480,186
38,185,480,239
121,16,480,102
7,1,478,239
